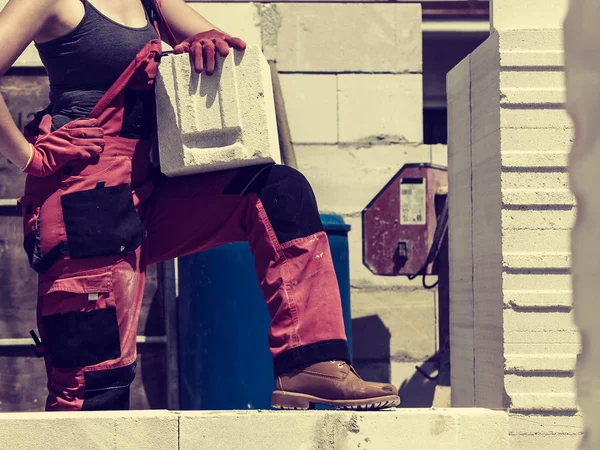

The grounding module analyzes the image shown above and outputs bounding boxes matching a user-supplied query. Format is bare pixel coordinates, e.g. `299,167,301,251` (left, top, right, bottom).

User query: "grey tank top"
35,0,159,129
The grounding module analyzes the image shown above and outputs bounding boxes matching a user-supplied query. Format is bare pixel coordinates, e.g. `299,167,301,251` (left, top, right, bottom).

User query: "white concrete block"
500,128,573,153
504,290,573,309
279,74,337,144
503,273,572,292
509,412,584,436
338,74,423,145
296,144,430,216
188,3,262,48
501,108,573,130
431,144,448,167
156,46,280,176
447,55,475,408
492,0,568,31
509,393,578,412
505,343,581,356
502,189,575,207
502,209,576,230
502,172,569,191
500,88,565,107
502,229,570,253
500,50,564,69
500,71,565,91
565,1,600,446
510,434,582,450
503,252,571,270
498,29,565,53
274,4,422,73
505,355,576,373
505,374,575,396
344,215,436,290
456,409,510,450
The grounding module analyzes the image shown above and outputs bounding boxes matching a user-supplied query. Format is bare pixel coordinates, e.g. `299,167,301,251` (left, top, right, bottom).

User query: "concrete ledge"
0,409,509,450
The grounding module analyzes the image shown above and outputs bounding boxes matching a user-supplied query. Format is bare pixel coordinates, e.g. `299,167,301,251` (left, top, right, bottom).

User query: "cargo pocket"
40,272,121,369
19,195,41,267
61,183,145,259
19,195,64,275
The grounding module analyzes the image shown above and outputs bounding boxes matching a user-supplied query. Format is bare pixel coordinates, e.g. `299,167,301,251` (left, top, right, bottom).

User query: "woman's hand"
172,29,246,75
22,115,105,177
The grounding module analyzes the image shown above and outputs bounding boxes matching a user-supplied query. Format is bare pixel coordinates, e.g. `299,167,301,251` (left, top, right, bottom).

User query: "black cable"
407,198,449,289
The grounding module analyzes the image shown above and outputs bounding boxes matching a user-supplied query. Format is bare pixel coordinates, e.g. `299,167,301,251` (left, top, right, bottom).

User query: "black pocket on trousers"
120,90,155,140
42,307,121,368
61,183,145,259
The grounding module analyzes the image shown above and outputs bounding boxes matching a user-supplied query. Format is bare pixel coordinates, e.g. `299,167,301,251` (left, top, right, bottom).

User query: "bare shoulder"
0,0,60,73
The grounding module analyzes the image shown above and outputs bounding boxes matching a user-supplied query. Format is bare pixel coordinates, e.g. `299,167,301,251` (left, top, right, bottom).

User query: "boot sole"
271,391,400,411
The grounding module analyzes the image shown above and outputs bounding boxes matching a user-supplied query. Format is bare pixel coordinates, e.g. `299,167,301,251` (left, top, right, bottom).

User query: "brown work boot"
271,361,400,410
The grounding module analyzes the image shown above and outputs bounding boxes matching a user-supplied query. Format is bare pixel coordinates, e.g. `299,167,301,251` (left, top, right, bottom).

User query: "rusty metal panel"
362,163,448,276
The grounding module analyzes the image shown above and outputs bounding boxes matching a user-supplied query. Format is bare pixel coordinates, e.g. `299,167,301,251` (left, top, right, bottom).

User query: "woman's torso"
35,0,159,129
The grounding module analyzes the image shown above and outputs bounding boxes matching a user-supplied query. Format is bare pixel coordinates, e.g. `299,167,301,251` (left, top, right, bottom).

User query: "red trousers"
21,38,348,411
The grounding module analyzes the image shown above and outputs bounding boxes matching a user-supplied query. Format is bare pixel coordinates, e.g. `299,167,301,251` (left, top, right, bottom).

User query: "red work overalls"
19,4,348,411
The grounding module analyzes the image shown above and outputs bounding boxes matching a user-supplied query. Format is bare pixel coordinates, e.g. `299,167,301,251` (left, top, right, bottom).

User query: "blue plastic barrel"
177,213,352,410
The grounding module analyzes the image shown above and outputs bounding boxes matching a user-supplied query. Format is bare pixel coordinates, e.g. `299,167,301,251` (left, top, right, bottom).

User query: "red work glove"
173,30,246,75
22,115,105,177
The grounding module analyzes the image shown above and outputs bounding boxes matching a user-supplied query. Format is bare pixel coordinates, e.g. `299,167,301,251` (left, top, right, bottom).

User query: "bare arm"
0,0,56,169
159,0,224,42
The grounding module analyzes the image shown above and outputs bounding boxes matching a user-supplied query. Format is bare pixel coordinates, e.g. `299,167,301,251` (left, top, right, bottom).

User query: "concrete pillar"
448,0,584,447
564,1,600,448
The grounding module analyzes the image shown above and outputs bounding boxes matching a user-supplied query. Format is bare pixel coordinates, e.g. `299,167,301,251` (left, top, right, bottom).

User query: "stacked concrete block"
156,46,280,175
564,0,600,448
448,3,583,445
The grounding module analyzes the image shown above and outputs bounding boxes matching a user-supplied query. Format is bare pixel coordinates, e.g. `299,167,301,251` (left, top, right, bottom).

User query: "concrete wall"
448,2,584,447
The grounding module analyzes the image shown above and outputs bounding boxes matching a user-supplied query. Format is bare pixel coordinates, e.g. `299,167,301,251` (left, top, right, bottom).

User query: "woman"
0,0,400,411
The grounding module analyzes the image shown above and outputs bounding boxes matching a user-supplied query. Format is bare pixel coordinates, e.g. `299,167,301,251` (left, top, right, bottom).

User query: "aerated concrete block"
156,46,280,176
492,0,568,31
179,409,509,450
565,2,600,446
338,74,423,144
279,75,338,144
188,3,262,48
